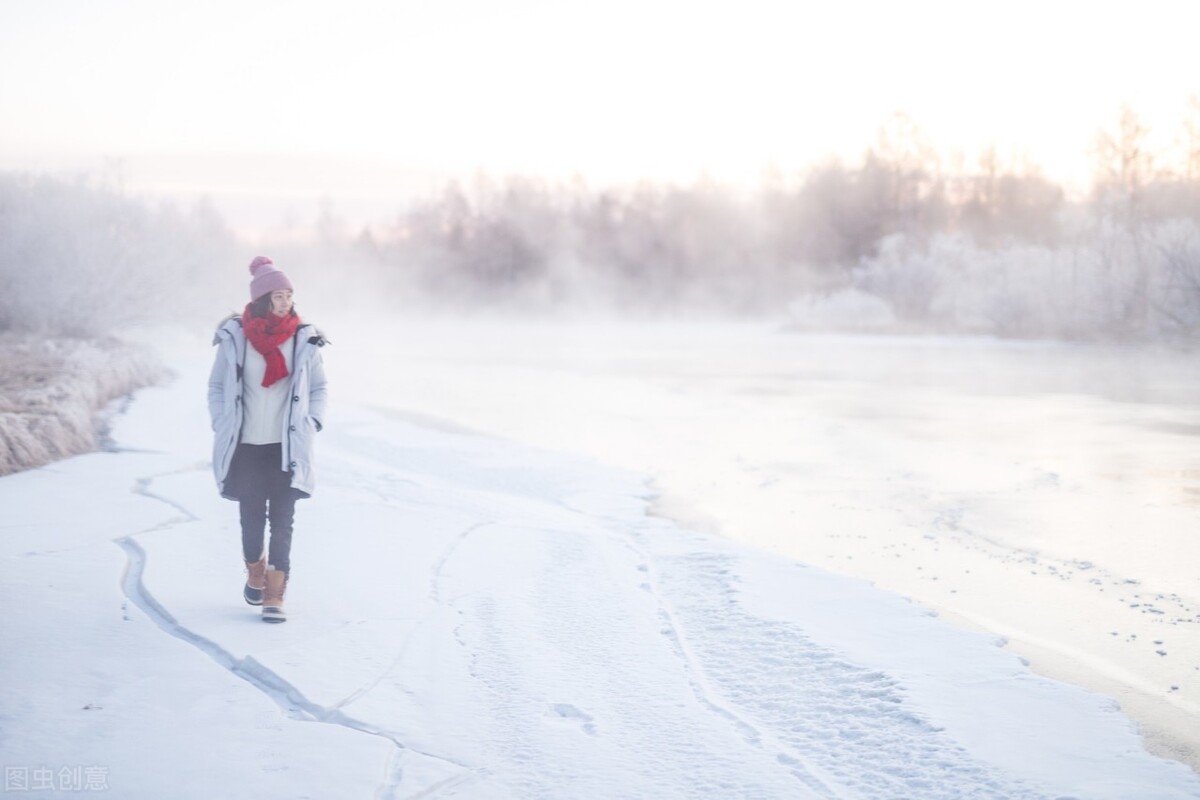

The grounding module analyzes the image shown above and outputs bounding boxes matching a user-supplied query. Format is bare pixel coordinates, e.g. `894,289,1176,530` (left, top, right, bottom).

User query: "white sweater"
240,337,295,445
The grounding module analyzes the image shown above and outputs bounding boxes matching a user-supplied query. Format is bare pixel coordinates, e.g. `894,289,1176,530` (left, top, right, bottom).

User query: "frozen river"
10,323,1200,797
329,317,1200,771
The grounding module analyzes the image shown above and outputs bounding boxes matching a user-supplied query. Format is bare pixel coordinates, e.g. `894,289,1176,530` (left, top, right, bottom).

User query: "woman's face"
269,289,294,317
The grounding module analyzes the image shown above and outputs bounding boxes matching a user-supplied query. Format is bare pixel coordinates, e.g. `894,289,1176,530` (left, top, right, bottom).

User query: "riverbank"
0,333,166,475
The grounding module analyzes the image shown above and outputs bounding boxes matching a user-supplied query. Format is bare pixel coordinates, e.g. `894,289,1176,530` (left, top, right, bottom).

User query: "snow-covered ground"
3,323,1200,798
323,318,1200,771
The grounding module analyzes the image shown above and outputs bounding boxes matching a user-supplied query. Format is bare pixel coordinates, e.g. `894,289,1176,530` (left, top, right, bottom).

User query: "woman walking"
208,256,328,623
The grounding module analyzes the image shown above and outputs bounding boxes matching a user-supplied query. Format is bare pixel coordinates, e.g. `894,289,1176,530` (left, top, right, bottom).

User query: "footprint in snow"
549,703,597,735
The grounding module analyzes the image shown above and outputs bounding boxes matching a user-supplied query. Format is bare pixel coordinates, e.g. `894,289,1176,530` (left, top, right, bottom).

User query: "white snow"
324,317,1200,768
3,324,1200,798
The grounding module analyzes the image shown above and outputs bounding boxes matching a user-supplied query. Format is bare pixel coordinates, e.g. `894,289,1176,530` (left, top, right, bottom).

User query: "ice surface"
321,317,1200,770
3,327,1199,798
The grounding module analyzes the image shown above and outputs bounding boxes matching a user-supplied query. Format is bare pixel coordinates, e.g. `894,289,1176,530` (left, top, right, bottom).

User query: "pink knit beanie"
248,256,293,301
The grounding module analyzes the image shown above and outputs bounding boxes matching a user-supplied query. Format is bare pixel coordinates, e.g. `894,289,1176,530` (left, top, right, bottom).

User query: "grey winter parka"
207,315,329,499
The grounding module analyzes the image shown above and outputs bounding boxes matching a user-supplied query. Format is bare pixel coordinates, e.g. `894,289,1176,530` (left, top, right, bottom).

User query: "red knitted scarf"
242,306,301,388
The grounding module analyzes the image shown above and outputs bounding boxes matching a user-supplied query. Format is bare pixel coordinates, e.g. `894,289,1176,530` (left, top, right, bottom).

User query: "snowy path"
3,358,1200,798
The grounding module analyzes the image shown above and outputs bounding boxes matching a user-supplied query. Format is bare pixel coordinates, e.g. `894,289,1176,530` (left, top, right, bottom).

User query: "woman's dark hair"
248,293,298,319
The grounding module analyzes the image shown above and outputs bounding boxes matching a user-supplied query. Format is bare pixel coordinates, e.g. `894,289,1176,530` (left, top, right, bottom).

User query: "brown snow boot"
262,568,288,623
243,558,267,606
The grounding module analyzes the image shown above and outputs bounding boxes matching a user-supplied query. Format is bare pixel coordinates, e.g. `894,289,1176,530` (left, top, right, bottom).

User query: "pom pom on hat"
249,255,274,274
247,256,294,301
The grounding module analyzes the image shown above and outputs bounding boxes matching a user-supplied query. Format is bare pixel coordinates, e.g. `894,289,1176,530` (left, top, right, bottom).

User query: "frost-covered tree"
1091,105,1154,222
870,112,948,236
955,148,1064,245
0,173,235,335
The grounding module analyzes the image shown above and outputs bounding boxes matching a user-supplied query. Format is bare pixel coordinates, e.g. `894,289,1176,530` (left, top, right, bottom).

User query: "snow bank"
0,333,166,476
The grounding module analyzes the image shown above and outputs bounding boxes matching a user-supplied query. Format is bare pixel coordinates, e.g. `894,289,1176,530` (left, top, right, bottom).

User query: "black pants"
229,443,297,575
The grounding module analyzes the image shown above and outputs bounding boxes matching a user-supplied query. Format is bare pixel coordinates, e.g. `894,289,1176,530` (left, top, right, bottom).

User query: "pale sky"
2,0,1197,232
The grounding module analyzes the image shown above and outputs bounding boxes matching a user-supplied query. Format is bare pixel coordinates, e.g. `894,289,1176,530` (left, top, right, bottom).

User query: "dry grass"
0,334,168,475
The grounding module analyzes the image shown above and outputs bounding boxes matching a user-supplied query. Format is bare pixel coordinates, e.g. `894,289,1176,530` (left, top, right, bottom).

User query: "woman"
207,256,328,623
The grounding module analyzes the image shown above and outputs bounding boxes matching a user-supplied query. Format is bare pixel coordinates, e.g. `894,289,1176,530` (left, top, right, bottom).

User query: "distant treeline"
330,106,1200,339
0,172,236,335
4,105,1200,341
